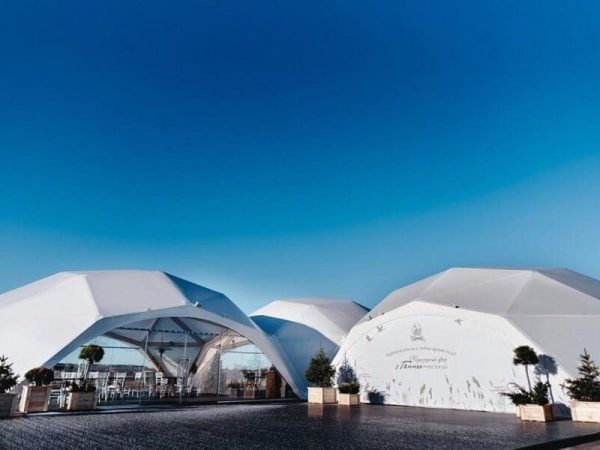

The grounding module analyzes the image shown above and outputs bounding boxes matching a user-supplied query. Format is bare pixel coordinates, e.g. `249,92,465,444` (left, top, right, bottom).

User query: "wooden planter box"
308,387,336,404
66,391,97,411
520,404,554,422
338,392,360,406
571,401,600,423
0,393,18,418
19,385,51,413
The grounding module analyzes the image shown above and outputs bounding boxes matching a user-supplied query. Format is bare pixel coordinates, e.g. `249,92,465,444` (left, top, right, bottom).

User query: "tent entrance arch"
0,270,337,402
51,315,296,409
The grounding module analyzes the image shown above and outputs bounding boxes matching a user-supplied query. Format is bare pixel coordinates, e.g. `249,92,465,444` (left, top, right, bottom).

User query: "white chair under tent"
155,372,170,398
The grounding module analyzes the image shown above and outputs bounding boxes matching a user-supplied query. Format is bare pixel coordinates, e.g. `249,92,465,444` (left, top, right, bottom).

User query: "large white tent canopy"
334,267,600,413
0,270,304,398
3,266,600,412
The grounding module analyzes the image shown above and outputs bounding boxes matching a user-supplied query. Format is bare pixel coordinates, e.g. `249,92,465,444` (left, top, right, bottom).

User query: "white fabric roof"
253,297,368,346
335,267,600,413
0,270,304,398
358,267,600,375
364,267,600,319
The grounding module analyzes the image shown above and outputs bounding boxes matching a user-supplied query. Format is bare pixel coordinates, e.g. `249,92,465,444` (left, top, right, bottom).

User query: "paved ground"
1,403,600,449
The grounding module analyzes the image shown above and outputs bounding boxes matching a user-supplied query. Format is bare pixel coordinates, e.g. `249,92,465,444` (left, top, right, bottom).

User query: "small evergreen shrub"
337,358,360,394
338,382,360,394
563,349,600,402
305,347,335,387
503,381,549,406
0,355,19,393
337,359,357,384
530,381,550,406
502,383,532,406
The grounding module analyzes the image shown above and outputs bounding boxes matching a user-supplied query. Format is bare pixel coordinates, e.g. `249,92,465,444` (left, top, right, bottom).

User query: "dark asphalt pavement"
1,402,600,449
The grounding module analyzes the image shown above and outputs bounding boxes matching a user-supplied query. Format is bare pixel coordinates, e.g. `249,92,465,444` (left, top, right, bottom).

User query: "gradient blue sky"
1,1,600,312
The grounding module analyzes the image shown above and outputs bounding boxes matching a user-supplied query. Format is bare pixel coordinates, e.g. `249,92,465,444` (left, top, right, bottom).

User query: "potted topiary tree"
505,346,553,421
336,359,360,406
67,344,104,411
562,349,600,423
305,347,336,404
519,381,554,422
19,367,54,413
0,355,19,418
513,345,539,391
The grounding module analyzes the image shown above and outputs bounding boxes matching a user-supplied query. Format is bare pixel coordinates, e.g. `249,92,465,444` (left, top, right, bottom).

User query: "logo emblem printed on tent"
410,323,424,342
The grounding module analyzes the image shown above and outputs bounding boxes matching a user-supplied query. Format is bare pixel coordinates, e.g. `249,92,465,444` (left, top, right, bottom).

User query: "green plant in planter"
534,354,558,404
513,346,539,391
337,358,360,394
78,344,104,390
305,347,335,387
530,381,550,405
24,367,54,386
503,381,549,406
79,344,105,368
337,358,357,384
338,382,360,394
68,382,96,393
562,349,600,402
0,355,19,393
502,383,532,406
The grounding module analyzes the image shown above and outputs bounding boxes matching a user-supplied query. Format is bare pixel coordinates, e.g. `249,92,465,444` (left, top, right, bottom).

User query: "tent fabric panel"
539,268,600,301
166,273,254,327
418,270,532,314
362,272,443,321
509,272,600,315
0,274,99,375
507,315,600,376
82,271,188,317
252,298,368,347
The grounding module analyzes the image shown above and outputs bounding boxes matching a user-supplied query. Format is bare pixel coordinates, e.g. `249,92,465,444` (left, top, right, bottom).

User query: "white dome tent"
3,266,600,411
333,267,600,414
0,270,304,399
251,297,368,394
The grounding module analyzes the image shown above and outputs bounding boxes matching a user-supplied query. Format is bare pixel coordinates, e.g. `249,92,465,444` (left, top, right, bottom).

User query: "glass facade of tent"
49,317,296,409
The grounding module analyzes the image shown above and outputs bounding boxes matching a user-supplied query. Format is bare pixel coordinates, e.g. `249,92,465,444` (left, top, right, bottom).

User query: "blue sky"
1,1,600,312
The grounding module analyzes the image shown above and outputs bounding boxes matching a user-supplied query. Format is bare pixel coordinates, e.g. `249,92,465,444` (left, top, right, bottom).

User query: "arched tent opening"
49,314,295,405
103,317,226,377
251,297,370,395
0,271,303,407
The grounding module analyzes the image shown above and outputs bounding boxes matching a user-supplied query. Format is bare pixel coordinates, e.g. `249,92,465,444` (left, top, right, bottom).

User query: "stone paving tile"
1,403,600,449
